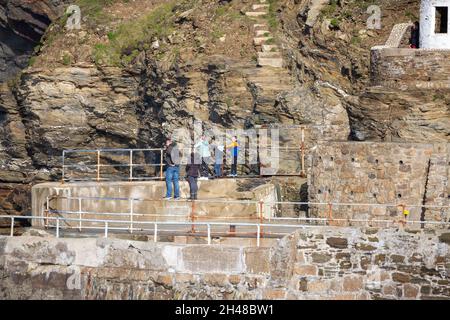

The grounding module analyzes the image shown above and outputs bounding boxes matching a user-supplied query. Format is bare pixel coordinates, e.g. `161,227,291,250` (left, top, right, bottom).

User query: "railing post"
327,203,333,225
300,127,306,177
104,221,108,238
154,223,158,242
96,150,101,182
160,150,164,180
61,150,65,184
78,197,82,232
129,150,133,181
56,218,60,238
10,217,14,237
207,224,211,245
191,200,196,234
257,224,260,247
259,200,264,237
130,198,134,234
45,196,49,229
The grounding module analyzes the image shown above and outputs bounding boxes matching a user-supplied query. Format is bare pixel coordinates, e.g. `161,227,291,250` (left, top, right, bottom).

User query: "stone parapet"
370,48,450,89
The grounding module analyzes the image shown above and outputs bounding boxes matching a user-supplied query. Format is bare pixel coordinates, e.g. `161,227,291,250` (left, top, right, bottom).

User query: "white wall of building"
420,0,450,49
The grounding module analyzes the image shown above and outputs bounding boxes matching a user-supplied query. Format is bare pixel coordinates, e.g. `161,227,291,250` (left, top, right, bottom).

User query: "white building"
420,0,450,49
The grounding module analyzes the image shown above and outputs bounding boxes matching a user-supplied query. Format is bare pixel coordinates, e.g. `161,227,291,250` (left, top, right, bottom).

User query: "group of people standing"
163,136,239,200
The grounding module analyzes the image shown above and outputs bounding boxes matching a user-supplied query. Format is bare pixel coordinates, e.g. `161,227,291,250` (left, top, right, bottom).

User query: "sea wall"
1,226,449,300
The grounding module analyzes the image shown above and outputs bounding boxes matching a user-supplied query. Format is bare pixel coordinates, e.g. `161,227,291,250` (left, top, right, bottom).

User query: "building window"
435,7,448,34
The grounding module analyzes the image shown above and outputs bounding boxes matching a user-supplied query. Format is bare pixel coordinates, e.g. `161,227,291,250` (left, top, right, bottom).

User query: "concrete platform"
32,179,278,228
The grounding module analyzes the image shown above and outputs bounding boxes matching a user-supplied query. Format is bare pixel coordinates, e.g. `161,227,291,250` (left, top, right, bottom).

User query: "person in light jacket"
211,138,224,178
194,135,212,179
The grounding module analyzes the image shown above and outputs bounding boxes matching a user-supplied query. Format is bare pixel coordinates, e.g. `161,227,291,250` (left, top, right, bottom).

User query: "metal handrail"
46,194,450,210
41,194,450,241
2,214,315,247
61,136,309,182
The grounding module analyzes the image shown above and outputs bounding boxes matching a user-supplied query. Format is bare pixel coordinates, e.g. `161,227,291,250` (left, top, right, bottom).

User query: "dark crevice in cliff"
420,158,431,229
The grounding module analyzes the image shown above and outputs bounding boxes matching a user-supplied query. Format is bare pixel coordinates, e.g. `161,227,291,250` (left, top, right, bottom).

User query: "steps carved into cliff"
257,58,283,68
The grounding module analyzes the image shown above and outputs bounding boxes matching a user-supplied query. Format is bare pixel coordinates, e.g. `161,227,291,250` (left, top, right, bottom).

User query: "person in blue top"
227,136,239,177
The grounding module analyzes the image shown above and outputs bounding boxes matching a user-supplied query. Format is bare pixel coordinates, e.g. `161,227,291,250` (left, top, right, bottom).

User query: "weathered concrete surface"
32,179,278,227
0,226,449,300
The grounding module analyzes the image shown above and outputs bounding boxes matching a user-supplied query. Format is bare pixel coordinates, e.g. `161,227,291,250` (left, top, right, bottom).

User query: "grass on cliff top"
93,1,177,66
77,0,127,23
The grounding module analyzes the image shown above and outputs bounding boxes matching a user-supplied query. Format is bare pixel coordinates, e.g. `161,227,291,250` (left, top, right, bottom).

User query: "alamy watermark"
168,121,280,171
367,5,382,30
66,5,82,30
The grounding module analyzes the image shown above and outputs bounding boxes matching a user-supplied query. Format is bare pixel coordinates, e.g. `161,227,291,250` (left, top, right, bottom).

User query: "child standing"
227,136,239,177
211,138,224,178
185,152,201,200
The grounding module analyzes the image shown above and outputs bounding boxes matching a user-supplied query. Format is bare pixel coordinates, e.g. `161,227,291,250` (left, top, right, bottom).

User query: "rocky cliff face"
0,0,449,218
0,0,71,82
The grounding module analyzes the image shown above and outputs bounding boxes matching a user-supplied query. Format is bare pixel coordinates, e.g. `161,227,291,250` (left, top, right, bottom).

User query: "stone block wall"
307,142,450,225
287,227,450,300
0,226,449,300
370,48,450,89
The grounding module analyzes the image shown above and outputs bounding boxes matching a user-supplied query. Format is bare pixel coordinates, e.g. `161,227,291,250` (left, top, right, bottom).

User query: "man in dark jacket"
163,138,180,200
185,152,201,200
410,22,420,48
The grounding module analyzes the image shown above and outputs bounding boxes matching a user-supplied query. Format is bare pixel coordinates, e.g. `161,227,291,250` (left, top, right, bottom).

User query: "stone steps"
261,44,279,52
255,30,271,37
257,57,283,68
252,4,269,10
245,11,267,17
253,37,273,45
253,24,268,30
248,78,291,85
257,51,282,58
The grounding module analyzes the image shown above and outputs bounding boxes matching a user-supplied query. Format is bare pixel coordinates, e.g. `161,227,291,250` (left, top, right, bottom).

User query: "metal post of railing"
104,221,108,238
300,127,306,177
10,217,14,237
207,224,211,245
327,203,333,225
154,223,158,242
45,196,49,229
191,199,196,234
96,150,101,182
160,150,164,180
61,150,65,184
78,197,82,232
130,198,134,234
256,224,261,247
259,200,264,237
129,150,133,181
56,218,60,238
